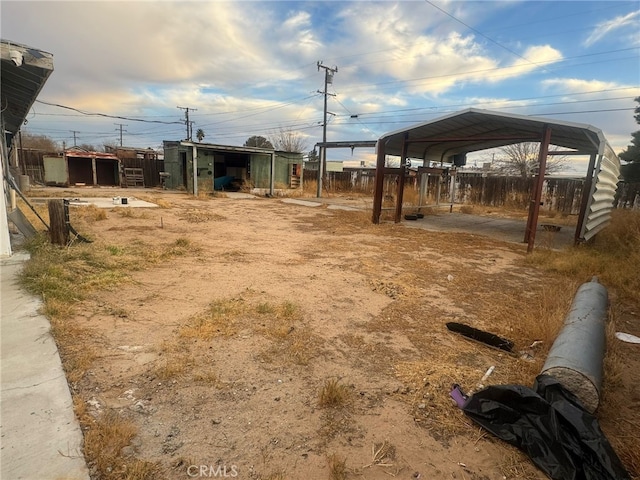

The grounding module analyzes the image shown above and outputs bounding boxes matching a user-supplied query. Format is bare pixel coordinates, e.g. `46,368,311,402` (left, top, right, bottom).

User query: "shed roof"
65,150,119,160
379,108,608,162
1,40,54,137
171,141,275,155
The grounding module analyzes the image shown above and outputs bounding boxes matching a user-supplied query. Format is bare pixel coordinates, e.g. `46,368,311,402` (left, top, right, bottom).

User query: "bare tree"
19,131,60,152
494,142,567,177
269,128,308,153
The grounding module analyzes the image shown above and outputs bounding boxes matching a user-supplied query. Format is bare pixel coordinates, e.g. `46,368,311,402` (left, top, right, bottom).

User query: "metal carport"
372,108,620,251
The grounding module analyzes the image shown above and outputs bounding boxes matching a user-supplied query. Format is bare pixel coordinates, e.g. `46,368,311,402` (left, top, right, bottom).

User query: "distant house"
43,149,121,187
162,141,303,195
305,159,344,172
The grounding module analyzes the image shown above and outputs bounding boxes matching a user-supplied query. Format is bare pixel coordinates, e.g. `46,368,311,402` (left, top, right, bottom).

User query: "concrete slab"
68,197,158,209
404,212,574,249
281,199,322,207
327,204,361,211
27,196,158,209
1,252,90,480
221,192,258,199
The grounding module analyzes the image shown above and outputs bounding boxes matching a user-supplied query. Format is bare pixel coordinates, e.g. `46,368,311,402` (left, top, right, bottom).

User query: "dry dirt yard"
50,191,636,480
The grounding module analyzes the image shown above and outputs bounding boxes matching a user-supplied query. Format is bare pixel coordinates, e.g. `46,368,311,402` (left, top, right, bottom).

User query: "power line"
35,100,184,125
424,0,555,75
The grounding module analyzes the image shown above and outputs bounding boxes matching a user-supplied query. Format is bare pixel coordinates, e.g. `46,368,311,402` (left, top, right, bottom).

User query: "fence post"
48,199,69,246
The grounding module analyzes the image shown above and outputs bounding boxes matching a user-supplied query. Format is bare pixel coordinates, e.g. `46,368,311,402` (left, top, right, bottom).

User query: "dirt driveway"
48,190,633,479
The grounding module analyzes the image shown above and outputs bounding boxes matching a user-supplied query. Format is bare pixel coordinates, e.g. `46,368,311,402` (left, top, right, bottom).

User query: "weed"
260,326,321,366
161,237,193,257
174,237,190,248
327,454,348,480
180,298,246,340
525,209,640,304
116,208,136,218
154,356,189,381
107,245,125,255
257,302,276,314
318,379,352,408
182,208,224,223
192,369,219,385
459,205,475,214
82,410,159,480
138,195,172,209
74,204,107,221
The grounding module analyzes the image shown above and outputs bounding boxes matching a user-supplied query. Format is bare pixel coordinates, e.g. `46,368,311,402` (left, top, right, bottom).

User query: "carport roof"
378,108,608,162
1,40,54,136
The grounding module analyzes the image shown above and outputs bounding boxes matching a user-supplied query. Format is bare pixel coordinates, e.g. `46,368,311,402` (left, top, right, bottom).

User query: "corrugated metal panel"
43,156,68,185
581,144,620,241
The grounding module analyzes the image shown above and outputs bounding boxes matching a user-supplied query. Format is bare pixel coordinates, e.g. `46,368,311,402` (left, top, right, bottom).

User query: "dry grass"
81,410,159,480
73,204,108,221
401,187,421,206
526,209,640,304
260,325,321,366
365,440,396,468
327,453,348,480
154,355,190,381
181,208,226,223
255,301,322,365
459,204,475,214
318,379,352,409
137,195,172,209
497,448,542,480
179,297,247,340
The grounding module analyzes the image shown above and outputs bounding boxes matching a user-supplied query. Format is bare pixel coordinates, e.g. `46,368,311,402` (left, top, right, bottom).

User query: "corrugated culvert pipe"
540,277,608,413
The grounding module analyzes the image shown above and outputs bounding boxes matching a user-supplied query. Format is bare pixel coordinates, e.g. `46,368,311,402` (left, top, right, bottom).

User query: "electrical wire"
34,100,184,125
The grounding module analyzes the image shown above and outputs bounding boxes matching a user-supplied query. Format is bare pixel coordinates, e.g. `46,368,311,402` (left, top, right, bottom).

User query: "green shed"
162,141,303,195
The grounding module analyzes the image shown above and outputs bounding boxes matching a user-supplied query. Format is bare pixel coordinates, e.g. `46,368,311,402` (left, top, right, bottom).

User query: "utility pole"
177,106,197,141
316,61,337,198
114,123,127,147
187,121,195,142
71,130,79,147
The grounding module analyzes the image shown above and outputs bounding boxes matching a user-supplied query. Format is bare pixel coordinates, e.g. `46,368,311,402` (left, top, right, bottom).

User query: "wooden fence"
304,169,592,214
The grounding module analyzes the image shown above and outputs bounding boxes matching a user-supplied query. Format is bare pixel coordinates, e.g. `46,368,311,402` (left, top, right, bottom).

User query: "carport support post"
316,146,324,198
192,144,198,196
418,170,427,210
449,169,456,212
269,152,275,196
394,133,409,223
372,141,386,224
525,125,551,253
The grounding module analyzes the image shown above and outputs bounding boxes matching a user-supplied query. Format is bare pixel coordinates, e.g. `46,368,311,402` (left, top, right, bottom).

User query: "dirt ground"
37,189,639,480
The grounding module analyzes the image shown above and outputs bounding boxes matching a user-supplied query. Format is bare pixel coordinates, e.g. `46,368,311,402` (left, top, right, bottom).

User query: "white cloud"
583,9,640,47
541,78,622,94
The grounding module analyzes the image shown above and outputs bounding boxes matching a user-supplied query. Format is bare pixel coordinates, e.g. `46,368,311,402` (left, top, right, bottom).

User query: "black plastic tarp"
459,374,630,480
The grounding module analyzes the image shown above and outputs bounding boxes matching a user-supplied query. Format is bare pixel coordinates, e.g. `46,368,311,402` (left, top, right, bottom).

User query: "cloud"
583,9,640,47
541,78,622,94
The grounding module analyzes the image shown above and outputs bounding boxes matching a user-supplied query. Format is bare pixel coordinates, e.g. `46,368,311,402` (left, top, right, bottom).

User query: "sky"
2,1,639,172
